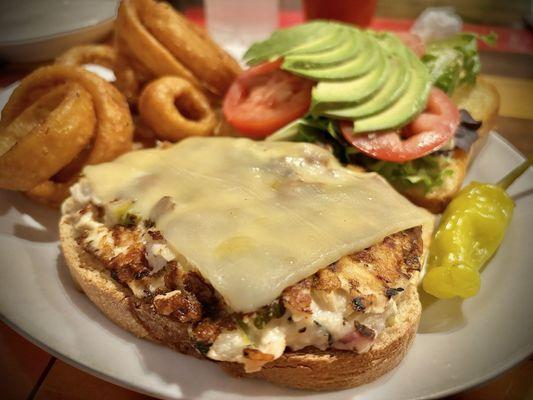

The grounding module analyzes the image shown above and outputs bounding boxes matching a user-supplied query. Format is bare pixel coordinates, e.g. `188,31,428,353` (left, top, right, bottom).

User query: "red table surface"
184,8,533,54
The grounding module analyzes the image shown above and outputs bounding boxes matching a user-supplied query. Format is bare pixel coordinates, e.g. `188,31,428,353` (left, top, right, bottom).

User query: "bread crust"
59,210,422,390
60,213,151,339
401,79,500,213
221,284,420,390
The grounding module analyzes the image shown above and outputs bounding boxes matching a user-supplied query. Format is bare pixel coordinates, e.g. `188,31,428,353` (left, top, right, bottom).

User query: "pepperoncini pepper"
423,158,532,299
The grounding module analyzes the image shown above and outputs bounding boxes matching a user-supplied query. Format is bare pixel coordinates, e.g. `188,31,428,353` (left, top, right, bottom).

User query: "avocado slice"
351,53,431,133
320,56,407,119
286,32,381,81
319,42,412,119
265,119,303,142
283,24,347,56
283,28,362,69
311,43,389,104
243,21,331,65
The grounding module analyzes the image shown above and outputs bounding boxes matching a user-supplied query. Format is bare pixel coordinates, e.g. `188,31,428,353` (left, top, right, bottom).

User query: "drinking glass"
205,0,279,62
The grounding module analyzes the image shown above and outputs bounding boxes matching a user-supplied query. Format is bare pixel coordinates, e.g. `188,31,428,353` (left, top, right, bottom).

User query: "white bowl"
0,0,119,63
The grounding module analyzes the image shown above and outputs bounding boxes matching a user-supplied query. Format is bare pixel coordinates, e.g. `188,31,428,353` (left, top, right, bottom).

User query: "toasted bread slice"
60,207,424,391
221,285,420,390
399,79,500,213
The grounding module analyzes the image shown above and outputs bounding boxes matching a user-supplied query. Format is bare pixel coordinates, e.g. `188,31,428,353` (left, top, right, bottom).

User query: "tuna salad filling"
64,180,423,372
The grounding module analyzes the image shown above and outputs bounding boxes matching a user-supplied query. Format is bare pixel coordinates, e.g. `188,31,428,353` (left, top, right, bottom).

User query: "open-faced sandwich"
222,21,500,213
1,0,527,393
60,137,434,390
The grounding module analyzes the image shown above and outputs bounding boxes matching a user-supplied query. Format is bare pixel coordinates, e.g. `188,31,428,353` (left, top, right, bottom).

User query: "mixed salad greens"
270,114,454,193
360,155,454,193
422,32,496,94
268,31,493,194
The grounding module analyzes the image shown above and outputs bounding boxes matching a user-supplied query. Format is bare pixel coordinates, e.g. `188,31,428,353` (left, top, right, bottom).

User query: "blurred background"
1,0,531,65
171,0,532,26
173,0,533,58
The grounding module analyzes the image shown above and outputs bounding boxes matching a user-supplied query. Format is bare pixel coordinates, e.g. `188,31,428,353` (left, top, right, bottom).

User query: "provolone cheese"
82,137,433,312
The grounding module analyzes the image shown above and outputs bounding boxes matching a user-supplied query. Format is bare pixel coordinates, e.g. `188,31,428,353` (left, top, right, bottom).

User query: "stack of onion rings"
0,0,245,207
0,65,133,207
114,0,241,103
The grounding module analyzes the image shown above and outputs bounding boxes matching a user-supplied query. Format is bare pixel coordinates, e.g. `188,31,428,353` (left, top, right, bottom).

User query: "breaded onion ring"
138,76,216,141
25,180,75,208
114,42,144,104
56,45,117,70
0,83,95,191
0,65,133,207
114,0,241,103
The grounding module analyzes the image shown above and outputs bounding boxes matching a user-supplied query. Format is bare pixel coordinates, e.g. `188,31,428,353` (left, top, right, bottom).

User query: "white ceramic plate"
0,76,532,399
0,0,119,62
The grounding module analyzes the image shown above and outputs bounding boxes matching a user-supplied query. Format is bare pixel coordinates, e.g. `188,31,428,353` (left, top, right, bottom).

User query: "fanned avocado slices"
311,39,389,104
244,21,432,134
283,27,361,69
243,21,331,65
320,56,408,119
319,35,412,119
285,31,379,80
283,24,347,56
352,52,431,133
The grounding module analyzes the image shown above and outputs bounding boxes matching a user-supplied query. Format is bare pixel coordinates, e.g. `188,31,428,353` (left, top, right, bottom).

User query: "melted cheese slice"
83,137,433,312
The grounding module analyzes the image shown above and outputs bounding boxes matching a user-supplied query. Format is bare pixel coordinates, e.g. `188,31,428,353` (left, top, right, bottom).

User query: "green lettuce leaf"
422,32,496,95
359,154,454,193
268,117,453,193
268,115,350,162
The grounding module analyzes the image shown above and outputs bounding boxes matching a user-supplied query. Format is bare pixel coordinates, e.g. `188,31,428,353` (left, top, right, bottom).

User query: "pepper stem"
497,157,533,190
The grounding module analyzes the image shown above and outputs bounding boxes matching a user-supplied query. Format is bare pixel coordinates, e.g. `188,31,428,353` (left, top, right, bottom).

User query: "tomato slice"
395,32,425,57
341,88,460,162
223,59,313,139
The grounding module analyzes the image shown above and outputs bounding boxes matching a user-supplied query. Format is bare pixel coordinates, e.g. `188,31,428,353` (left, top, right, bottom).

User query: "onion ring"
138,76,216,141
114,0,241,102
114,41,144,104
25,180,75,208
0,83,95,190
56,45,117,70
0,65,133,206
